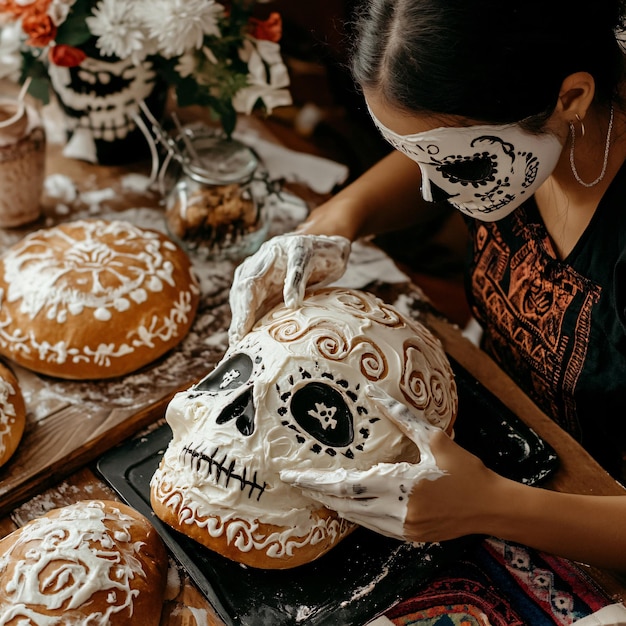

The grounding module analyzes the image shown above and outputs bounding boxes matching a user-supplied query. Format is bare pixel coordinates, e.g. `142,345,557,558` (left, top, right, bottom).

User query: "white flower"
203,45,218,65
0,22,23,82
47,0,78,27
233,39,292,115
86,0,147,63
133,0,223,59
175,51,197,78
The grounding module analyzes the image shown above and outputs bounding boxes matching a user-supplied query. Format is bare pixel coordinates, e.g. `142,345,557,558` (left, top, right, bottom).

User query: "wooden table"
0,122,625,625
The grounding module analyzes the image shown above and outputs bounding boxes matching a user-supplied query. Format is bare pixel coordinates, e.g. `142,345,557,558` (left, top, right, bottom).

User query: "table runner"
380,537,615,626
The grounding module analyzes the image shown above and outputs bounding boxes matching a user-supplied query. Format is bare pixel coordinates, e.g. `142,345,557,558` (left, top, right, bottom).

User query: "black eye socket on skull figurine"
195,353,253,392
290,382,354,447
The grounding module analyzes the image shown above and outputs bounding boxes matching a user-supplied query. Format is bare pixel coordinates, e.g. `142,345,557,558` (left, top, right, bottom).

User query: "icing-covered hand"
228,233,351,344
280,385,447,541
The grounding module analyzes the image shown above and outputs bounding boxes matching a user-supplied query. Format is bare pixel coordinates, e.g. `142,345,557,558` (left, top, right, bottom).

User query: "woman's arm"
404,430,626,571
281,389,626,572
298,150,430,240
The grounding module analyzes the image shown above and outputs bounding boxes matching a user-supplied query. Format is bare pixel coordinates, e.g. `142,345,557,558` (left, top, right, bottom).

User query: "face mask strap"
418,165,433,202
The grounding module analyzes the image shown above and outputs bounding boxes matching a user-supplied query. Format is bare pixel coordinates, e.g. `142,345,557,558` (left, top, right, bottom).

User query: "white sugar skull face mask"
368,105,563,221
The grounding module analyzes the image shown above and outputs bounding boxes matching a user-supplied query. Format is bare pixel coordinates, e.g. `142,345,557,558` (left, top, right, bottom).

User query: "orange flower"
49,44,86,67
22,10,57,47
1,0,51,19
249,12,282,43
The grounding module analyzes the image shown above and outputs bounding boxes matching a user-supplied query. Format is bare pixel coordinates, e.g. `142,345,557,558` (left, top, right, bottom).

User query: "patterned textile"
464,173,626,480
384,537,614,626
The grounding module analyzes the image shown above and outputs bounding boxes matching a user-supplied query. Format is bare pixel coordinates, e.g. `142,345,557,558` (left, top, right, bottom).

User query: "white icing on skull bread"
151,287,457,569
0,500,168,625
0,361,25,468
0,219,200,379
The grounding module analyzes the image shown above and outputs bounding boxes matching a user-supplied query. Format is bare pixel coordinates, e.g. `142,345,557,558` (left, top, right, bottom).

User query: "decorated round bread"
0,361,25,468
0,219,200,379
151,287,457,569
0,500,168,625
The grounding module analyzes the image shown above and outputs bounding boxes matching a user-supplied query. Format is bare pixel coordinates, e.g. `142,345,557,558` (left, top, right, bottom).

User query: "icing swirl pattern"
0,500,167,625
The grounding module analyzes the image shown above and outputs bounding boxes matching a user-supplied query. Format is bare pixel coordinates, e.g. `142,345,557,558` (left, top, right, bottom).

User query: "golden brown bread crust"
150,481,356,569
0,361,25,468
0,500,168,625
0,219,200,379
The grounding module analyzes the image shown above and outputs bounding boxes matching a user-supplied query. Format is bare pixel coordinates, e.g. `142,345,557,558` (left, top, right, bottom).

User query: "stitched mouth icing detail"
181,445,267,501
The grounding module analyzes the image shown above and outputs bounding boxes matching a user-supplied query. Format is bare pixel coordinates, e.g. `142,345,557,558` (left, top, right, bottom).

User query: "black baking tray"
96,358,558,626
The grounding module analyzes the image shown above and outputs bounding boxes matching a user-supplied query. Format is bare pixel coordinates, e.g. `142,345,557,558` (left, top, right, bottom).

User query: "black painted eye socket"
195,353,253,392
439,154,496,184
290,382,354,447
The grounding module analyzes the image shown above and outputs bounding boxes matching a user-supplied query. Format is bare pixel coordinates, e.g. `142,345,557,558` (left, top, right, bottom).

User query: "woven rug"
383,537,615,626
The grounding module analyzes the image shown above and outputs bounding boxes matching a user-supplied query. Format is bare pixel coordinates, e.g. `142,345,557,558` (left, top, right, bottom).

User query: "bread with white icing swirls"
0,219,200,379
0,500,168,625
151,287,458,569
0,361,25,468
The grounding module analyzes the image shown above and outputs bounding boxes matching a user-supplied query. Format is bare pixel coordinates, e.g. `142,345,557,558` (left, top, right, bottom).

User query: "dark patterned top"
465,166,626,480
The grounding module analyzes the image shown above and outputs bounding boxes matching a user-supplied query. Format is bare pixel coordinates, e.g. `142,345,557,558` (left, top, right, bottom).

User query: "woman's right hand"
228,233,351,344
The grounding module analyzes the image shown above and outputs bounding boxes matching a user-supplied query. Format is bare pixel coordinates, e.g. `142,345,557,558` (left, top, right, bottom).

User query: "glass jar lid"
181,132,259,186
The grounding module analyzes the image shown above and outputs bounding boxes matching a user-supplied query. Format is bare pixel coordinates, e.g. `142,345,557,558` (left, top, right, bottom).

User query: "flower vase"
48,54,167,166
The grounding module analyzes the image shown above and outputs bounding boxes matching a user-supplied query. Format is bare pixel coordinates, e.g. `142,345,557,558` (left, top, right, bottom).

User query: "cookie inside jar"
164,126,270,261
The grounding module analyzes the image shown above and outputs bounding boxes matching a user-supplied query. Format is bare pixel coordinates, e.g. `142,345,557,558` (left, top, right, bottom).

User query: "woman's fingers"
364,384,441,469
228,234,351,343
283,234,351,308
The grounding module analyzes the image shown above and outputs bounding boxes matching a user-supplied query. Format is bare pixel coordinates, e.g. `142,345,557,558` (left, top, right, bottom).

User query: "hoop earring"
575,113,585,138
569,106,614,188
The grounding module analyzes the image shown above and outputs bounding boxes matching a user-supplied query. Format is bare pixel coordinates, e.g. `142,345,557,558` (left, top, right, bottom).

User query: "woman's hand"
280,385,503,544
228,233,351,344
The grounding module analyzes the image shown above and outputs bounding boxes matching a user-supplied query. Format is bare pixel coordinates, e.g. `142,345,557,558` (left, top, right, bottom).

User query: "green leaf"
27,77,50,104
55,3,93,47
19,51,51,104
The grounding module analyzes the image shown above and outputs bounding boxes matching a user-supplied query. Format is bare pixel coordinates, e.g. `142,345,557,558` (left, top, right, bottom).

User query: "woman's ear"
556,72,596,121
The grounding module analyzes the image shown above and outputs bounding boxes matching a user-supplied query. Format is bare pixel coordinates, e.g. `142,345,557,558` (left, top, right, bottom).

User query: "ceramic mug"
0,98,46,228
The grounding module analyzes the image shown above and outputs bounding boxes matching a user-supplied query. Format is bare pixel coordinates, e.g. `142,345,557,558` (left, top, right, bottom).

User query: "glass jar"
0,98,45,228
163,126,270,262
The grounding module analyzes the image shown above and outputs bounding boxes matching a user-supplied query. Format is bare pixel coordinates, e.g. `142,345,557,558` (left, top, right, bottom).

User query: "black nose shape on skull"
216,386,255,436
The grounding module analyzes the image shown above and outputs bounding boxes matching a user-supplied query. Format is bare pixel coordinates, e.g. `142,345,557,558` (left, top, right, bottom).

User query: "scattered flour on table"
295,605,315,622
120,173,152,193
44,173,77,204
10,479,105,526
79,187,117,210
165,560,182,600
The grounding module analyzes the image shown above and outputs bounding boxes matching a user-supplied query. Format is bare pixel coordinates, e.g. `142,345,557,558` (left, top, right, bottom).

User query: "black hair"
351,0,626,130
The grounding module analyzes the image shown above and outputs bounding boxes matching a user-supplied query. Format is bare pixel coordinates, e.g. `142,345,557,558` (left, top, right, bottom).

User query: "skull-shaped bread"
150,287,457,569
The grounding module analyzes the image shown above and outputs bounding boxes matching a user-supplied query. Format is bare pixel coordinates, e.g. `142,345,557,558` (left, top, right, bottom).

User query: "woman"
228,0,626,570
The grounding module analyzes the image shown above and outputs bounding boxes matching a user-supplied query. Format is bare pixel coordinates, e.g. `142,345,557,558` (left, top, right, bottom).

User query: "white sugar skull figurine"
48,56,163,165
151,287,458,569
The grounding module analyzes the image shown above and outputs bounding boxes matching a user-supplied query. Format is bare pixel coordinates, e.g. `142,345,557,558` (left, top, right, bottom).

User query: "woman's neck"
534,104,626,259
